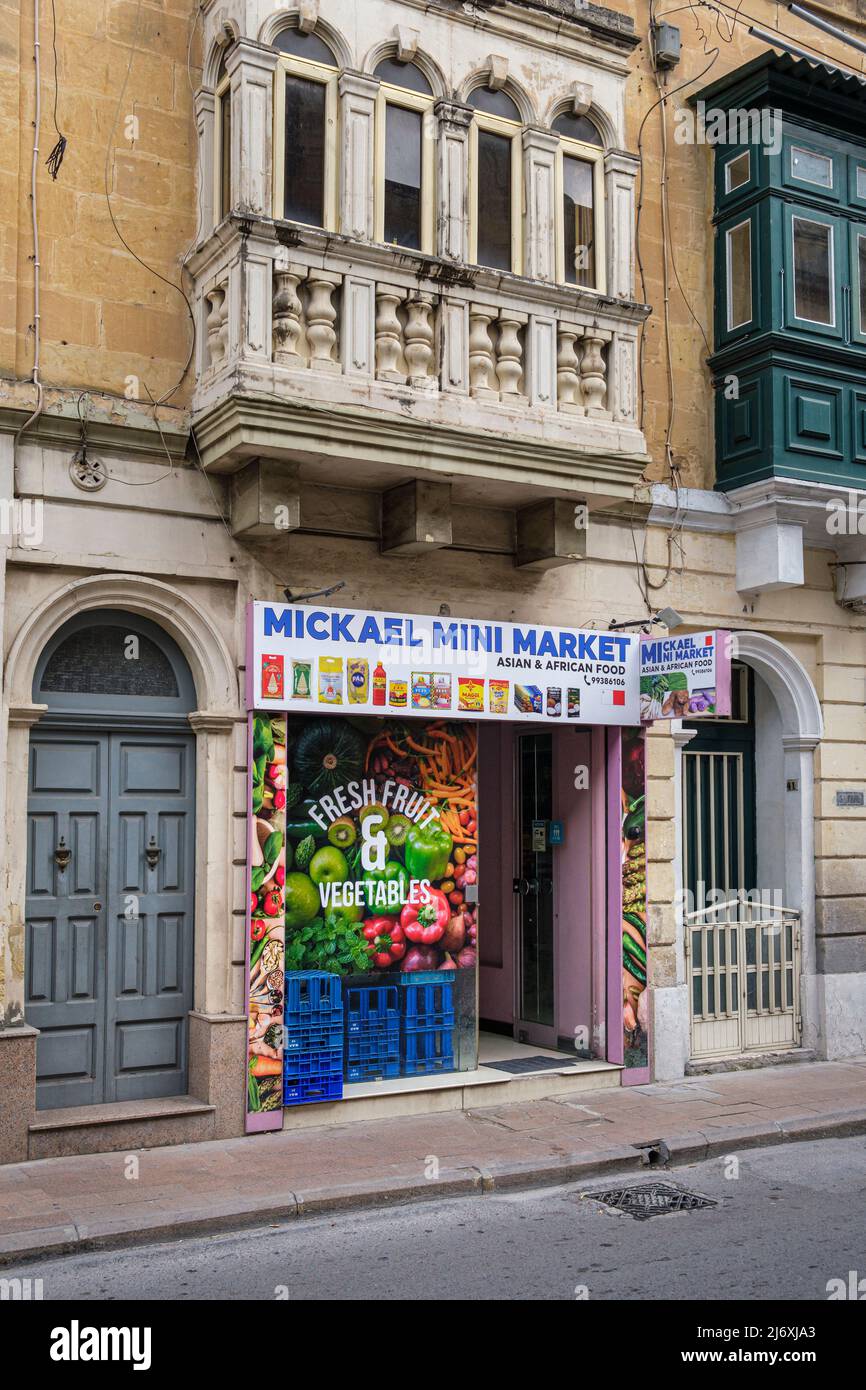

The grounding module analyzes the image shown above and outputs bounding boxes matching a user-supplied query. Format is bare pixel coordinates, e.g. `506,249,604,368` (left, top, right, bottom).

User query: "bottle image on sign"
372,663,387,706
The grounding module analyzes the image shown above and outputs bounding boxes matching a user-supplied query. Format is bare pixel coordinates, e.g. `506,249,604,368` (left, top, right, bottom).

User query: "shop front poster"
621,727,647,1069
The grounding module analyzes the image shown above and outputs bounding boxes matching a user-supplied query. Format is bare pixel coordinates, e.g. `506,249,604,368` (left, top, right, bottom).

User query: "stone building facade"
0,0,863,1161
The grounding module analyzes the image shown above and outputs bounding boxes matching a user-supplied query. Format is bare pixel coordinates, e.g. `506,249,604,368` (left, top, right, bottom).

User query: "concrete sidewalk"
1,1057,865,1265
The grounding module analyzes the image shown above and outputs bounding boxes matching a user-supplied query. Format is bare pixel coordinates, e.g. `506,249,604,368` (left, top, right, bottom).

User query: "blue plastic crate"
284,1020,343,1054
398,976,455,1033
345,1028,401,1082
345,984,399,1036
400,1027,455,1077
283,1074,343,1105
282,1044,343,1106
284,972,343,1032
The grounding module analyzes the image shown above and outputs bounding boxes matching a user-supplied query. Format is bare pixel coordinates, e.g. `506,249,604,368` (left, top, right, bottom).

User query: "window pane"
793,217,833,324
563,155,595,287
274,28,335,64
791,146,832,189
726,221,752,329
476,129,512,270
283,74,326,225
553,112,602,146
374,58,431,94
725,150,750,193
384,104,422,249
859,236,866,335
220,92,231,219
469,87,520,121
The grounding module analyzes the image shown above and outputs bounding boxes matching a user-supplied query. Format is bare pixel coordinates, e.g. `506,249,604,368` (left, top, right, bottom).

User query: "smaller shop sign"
548,820,564,845
639,630,731,721
531,820,547,852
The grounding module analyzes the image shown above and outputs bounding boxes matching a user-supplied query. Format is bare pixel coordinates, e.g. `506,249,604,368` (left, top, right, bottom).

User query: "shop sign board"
248,603,642,725
639,630,731,721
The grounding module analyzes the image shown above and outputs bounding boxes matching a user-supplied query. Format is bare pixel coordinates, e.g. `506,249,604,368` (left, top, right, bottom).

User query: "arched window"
553,111,605,291
374,59,434,253
468,86,523,274
273,26,339,229
215,51,232,221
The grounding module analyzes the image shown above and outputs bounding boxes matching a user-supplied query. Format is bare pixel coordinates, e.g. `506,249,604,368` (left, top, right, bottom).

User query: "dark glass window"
219,89,231,219
476,129,512,270
793,217,833,324
469,86,520,121
562,155,595,287
40,627,179,698
283,74,326,225
274,27,335,64
374,58,431,94
384,105,422,248
553,112,602,146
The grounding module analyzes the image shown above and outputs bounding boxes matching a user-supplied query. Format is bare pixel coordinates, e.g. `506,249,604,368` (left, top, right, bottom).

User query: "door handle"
145,836,161,870
513,877,530,895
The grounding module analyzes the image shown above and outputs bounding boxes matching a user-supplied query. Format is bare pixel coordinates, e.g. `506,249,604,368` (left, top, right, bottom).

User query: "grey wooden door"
26,729,195,1109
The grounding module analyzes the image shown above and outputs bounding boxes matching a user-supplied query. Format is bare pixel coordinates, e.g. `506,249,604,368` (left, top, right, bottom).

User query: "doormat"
580,1182,718,1221
482,1055,576,1074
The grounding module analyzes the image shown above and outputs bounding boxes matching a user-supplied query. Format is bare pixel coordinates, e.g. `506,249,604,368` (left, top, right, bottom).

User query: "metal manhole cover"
582,1182,718,1221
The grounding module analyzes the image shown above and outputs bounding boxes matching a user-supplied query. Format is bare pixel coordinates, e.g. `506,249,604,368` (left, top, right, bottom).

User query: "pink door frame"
478,722,619,1060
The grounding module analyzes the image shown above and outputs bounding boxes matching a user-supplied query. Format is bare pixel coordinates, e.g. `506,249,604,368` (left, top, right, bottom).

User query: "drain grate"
582,1181,718,1221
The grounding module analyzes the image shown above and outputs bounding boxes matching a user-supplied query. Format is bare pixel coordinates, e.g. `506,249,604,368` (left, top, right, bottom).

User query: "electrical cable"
103,0,196,409
45,0,67,178
13,0,45,495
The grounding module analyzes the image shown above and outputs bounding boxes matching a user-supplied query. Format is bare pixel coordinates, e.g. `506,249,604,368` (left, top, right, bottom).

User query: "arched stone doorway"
1,574,243,1151
27,611,197,1109
672,633,824,1073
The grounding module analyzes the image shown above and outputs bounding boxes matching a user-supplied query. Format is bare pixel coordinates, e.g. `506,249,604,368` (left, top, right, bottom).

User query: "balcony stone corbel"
381,480,453,556
224,41,279,217
516,498,588,570
231,459,300,539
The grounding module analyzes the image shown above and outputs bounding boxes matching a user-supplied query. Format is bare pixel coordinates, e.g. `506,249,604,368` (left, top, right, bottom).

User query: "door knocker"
145,837,161,870
54,838,71,873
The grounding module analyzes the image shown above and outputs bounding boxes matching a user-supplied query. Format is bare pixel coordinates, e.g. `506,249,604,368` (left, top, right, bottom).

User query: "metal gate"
685,894,801,1059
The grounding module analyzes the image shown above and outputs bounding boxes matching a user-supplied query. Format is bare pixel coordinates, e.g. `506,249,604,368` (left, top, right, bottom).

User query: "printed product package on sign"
249,603,642,725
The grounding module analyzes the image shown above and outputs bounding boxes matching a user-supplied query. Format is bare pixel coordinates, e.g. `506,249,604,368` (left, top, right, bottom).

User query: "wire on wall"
45,0,67,179
13,0,46,494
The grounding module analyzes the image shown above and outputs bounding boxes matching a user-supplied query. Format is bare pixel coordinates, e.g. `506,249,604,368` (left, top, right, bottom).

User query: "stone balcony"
189,214,650,511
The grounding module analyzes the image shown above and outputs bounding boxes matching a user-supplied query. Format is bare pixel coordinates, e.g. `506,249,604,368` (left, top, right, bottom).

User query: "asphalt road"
8,1138,866,1301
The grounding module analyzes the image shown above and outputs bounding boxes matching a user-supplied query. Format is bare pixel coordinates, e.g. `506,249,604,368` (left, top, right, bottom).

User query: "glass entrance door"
515,732,555,1046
